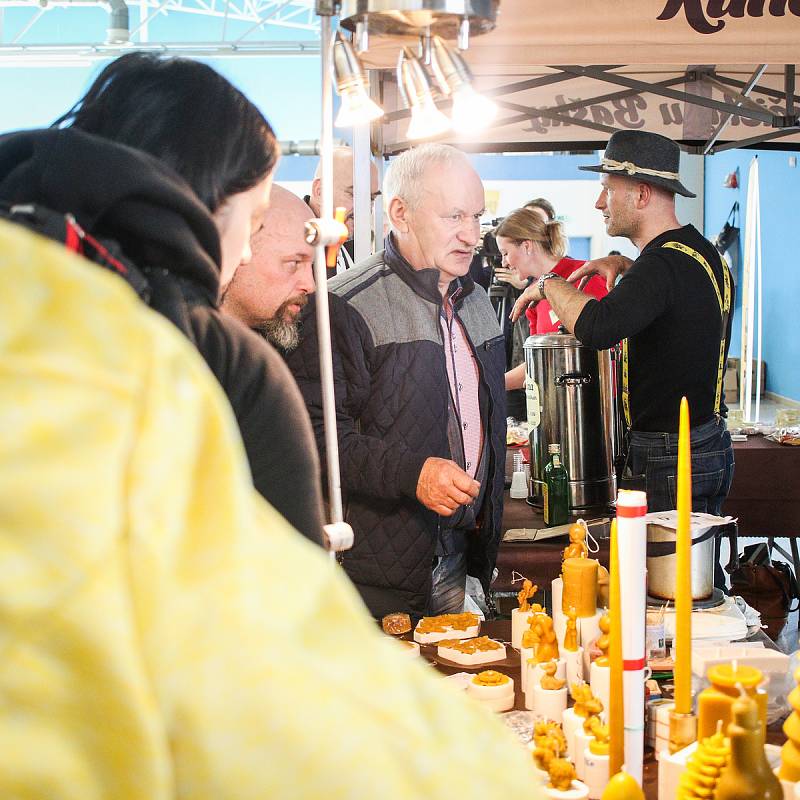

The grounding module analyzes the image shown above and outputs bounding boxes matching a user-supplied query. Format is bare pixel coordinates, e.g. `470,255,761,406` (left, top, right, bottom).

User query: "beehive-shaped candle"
779,666,800,781
676,727,730,800
599,770,644,800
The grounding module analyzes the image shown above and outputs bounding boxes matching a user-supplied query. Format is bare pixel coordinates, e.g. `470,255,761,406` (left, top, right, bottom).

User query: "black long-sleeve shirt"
575,225,734,433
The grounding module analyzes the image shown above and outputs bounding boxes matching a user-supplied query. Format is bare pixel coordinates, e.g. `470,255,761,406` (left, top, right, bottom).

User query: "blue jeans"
621,417,735,589
621,416,735,515
429,552,467,615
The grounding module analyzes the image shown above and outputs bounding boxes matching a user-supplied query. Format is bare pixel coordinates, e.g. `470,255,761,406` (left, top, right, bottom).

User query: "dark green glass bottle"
543,443,569,526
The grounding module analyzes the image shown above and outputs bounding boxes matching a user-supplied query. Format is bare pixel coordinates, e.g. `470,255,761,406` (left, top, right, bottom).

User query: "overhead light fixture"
332,31,384,128
339,0,499,47
397,46,452,140
429,35,497,134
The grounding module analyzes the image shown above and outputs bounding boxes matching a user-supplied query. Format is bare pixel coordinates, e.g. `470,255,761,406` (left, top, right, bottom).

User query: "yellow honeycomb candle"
676,728,730,800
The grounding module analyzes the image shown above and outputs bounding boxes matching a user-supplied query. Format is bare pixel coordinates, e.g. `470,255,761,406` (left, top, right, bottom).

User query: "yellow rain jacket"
0,219,538,799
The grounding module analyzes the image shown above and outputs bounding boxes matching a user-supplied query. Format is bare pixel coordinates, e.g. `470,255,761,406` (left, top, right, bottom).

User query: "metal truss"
0,0,320,64
381,64,800,155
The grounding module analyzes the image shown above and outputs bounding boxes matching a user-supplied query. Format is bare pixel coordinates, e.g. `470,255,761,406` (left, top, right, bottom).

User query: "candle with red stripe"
616,488,648,784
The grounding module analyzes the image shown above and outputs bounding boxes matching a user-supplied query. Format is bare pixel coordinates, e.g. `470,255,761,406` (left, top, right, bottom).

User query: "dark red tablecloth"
494,436,800,593
723,436,800,537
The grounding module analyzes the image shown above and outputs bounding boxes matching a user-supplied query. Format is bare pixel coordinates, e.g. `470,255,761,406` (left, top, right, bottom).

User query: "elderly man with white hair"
287,143,506,620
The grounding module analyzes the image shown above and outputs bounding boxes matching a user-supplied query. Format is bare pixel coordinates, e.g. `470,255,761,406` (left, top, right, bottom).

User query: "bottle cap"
548,443,561,454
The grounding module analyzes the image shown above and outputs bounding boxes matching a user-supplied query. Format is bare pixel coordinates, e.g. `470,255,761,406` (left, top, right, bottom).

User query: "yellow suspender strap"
620,241,731,427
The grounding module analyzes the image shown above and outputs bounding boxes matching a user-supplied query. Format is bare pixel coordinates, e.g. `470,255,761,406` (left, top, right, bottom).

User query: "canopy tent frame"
375,62,800,156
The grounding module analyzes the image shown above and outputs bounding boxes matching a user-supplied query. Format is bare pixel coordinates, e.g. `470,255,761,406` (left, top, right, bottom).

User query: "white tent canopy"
357,0,800,154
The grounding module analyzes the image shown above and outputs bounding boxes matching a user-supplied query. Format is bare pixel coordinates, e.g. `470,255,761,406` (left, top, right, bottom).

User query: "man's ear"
387,196,411,233
311,177,321,202
635,181,653,209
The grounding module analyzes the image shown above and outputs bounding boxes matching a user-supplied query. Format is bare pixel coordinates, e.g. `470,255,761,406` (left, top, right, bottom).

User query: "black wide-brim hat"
579,130,696,198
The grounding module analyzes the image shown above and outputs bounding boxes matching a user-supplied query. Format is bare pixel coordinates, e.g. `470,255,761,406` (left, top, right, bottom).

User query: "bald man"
222,185,315,353
305,146,380,275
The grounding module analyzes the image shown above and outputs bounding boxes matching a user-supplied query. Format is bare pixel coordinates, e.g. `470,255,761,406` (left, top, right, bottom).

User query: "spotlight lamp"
430,35,497,134
332,31,384,127
397,46,452,140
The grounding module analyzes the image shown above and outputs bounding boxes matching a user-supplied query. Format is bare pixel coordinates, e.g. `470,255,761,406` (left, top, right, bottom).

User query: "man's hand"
510,283,541,322
567,254,633,292
493,267,528,291
416,457,480,516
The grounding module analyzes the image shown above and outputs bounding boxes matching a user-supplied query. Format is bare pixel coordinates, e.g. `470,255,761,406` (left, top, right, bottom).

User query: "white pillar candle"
589,662,610,721
564,647,584,687
511,607,533,650
552,577,566,645
532,685,568,722
521,646,534,691
578,609,603,650
562,707,583,762
574,727,593,779
616,489,648,785
583,750,610,800
543,781,590,800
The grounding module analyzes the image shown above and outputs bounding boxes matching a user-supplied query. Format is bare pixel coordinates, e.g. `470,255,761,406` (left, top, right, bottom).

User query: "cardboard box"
726,357,766,403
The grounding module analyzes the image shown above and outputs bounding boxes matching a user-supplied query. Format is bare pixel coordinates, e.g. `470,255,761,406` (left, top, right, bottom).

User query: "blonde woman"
494,207,608,389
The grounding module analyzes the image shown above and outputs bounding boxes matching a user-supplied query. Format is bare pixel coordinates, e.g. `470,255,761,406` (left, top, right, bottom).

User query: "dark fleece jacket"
0,128,324,545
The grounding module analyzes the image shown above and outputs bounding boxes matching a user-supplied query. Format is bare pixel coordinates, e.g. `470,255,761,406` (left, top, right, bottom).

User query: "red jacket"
526,256,609,334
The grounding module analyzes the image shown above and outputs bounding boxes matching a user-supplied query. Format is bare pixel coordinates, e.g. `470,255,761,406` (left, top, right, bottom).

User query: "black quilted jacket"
287,236,507,618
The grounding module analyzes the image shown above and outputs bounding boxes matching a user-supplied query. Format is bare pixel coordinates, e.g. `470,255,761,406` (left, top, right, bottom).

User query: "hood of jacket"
0,127,221,304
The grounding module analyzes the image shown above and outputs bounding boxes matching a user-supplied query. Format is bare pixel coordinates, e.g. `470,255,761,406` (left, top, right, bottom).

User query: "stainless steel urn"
524,332,618,509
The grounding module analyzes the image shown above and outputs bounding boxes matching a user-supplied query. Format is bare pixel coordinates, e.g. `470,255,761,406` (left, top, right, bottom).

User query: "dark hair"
523,197,556,221
55,52,279,213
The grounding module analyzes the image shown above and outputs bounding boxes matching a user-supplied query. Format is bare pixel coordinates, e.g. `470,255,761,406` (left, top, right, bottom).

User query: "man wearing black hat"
512,130,734,526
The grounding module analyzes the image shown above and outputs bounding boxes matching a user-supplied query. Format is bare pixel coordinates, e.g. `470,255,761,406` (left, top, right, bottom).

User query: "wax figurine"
571,683,594,718
548,758,578,792
536,616,560,663
564,607,579,652
564,522,589,561
518,578,538,612
541,661,567,691
582,696,605,735
534,720,568,754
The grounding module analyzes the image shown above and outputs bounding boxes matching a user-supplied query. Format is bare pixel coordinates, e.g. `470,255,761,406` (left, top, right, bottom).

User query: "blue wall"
704,150,800,401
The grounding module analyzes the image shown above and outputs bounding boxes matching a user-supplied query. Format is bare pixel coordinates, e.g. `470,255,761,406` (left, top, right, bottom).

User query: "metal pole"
314,13,345,529
352,119,372,263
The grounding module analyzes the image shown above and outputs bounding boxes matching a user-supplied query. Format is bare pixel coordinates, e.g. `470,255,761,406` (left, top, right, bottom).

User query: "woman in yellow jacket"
0,219,539,800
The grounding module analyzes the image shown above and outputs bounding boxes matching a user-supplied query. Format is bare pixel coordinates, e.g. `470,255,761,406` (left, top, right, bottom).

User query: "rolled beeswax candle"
563,557,598,618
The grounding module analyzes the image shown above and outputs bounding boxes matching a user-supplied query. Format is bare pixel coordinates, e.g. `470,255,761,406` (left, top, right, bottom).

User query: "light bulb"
335,86,385,127
332,30,385,128
451,85,497,134
406,97,452,140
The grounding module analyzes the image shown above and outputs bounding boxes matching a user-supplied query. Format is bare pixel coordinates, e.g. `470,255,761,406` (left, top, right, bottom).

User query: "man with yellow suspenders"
511,130,735,568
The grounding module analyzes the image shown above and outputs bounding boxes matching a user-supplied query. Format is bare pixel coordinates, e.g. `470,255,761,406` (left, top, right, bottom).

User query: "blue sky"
0,6,322,141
